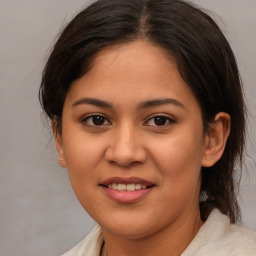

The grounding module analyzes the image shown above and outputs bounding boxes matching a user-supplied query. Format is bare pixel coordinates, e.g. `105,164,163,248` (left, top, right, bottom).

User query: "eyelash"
81,114,176,127
144,115,176,127
81,114,111,127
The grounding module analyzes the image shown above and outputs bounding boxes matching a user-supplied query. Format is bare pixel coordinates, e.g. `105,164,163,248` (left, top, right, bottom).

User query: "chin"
105,224,156,239
96,211,168,240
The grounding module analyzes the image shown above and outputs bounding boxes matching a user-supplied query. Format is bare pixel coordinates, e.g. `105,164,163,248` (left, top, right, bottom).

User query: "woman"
39,0,256,255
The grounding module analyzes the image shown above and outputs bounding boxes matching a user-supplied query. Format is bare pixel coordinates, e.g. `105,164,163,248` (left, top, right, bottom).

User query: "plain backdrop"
0,1,255,255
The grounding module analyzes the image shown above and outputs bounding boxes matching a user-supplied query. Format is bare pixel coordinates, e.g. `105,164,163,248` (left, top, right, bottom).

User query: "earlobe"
52,119,67,167
201,112,231,167
58,154,67,167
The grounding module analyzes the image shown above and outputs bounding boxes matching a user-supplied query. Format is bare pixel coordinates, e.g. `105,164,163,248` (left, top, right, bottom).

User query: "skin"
55,41,230,256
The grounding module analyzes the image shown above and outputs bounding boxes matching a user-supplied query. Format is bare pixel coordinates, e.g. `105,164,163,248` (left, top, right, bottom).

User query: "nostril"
105,145,147,167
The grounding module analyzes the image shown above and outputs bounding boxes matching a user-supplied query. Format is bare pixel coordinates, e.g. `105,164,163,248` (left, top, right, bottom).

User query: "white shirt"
61,209,256,256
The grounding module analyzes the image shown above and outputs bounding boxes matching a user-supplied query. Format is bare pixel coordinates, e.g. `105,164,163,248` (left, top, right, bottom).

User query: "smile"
100,177,155,203
107,183,148,191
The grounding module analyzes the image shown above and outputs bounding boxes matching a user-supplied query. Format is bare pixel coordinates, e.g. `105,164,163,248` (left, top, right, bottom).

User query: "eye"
145,115,175,127
82,115,111,126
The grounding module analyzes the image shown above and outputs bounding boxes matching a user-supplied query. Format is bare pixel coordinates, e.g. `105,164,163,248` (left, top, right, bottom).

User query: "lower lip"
101,186,154,203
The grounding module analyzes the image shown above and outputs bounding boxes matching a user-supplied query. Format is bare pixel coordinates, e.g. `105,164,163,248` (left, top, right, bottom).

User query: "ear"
52,118,67,167
201,112,231,167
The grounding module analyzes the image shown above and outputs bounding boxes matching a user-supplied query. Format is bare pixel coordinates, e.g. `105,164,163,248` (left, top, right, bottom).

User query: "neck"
101,210,203,256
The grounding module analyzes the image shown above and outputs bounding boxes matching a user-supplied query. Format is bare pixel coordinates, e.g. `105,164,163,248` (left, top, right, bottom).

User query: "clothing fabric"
61,209,256,256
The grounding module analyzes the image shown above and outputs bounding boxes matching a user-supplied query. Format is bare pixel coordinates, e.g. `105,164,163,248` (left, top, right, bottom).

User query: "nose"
104,124,147,167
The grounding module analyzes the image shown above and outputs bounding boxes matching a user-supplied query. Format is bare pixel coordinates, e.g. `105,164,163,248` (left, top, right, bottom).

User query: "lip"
99,176,155,203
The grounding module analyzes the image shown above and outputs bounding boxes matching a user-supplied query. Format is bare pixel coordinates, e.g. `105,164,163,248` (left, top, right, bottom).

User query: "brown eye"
92,115,105,125
82,115,110,126
154,116,168,126
145,115,175,127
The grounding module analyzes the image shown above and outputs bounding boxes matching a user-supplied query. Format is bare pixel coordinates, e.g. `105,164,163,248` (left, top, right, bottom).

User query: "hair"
39,0,246,223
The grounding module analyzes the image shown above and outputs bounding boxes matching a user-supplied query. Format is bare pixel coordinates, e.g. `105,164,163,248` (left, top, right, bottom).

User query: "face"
57,41,209,239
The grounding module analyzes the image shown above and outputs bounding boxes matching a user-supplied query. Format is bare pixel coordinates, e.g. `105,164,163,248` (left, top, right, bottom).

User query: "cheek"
63,131,105,174
155,140,202,172
62,134,106,212
61,132,108,205
150,134,204,210
149,126,204,184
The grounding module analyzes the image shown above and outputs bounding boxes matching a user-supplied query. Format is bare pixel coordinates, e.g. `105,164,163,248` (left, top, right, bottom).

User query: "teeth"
135,184,142,190
107,183,149,191
112,183,118,189
127,184,135,191
117,184,126,191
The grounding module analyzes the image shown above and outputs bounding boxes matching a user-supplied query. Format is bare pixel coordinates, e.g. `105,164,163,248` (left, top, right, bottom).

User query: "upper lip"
100,177,155,187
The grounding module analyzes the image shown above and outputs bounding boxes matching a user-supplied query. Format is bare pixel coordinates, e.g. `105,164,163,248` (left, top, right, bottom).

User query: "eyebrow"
72,98,113,108
72,97,185,109
138,98,185,109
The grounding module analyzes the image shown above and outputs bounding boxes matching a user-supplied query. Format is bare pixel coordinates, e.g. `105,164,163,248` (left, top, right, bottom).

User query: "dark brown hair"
39,0,246,223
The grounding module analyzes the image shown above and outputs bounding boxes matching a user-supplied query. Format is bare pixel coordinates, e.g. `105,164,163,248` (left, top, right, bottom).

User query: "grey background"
0,1,255,255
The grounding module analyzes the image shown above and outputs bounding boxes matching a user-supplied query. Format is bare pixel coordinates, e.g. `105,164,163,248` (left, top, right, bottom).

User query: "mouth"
100,176,155,190
99,177,155,203
103,183,153,191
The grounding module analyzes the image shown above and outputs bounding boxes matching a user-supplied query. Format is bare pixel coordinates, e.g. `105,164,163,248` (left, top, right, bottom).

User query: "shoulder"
60,225,103,256
183,209,256,256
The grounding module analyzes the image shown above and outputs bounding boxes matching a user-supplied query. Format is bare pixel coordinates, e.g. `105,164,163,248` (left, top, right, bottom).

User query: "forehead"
66,40,199,111
91,40,174,73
